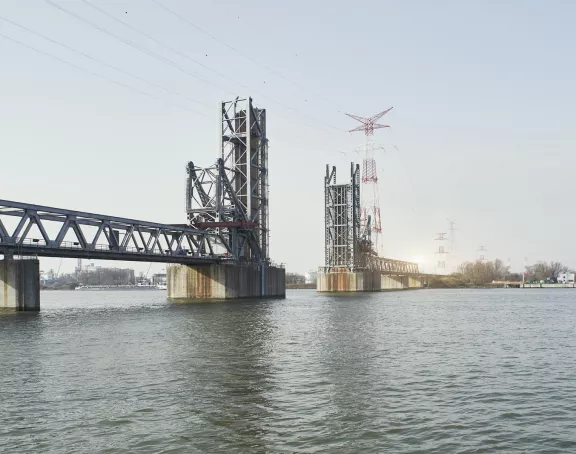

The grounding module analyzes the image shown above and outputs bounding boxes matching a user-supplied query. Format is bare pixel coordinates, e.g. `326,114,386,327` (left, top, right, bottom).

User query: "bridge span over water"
1,97,287,310
1,96,427,311
0,199,220,265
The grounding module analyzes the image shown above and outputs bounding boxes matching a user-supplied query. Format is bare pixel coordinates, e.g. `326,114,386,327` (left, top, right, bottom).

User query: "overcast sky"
1,0,575,275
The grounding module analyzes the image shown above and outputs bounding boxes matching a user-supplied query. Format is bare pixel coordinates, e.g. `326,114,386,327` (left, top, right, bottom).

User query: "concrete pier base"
317,269,424,292
0,258,41,311
167,263,285,300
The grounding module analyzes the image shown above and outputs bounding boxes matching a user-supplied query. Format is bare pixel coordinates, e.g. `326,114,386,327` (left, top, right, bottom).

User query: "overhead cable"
0,32,207,116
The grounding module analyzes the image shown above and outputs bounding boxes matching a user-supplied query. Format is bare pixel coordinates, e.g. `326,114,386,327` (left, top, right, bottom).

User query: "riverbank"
286,283,316,289
429,277,576,289
429,276,522,289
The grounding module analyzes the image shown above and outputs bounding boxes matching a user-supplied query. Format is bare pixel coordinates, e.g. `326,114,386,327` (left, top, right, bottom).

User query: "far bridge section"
318,163,428,292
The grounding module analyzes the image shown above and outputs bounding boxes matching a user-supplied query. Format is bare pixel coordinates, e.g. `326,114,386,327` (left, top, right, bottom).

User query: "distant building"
77,266,135,286
40,270,56,286
152,273,167,285
557,273,575,284
84,262,100,272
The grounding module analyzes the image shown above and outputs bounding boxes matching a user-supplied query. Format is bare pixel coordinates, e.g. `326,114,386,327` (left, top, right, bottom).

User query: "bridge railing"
371,257,420,274
319,256,421,275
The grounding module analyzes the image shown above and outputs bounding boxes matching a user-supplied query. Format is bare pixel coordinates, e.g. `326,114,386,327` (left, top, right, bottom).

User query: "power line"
0,32,206,116
5,3,356,157
44,0,235,97
149,0,347,132
81,0,233,85
2,29,349,169
150,0,345,112
0,14,210,109
47,0,347,139
79,0,318,130
0,26,349,159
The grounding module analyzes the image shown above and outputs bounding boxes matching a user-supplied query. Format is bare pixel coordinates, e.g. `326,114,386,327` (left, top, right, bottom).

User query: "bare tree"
525,261,570,281
457,259,511,285
286,272,306,285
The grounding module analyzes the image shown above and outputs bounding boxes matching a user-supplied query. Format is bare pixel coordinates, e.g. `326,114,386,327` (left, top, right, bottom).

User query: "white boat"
156,283,167,290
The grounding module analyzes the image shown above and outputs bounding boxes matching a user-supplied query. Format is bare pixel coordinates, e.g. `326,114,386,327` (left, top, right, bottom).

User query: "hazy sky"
1,0,575,275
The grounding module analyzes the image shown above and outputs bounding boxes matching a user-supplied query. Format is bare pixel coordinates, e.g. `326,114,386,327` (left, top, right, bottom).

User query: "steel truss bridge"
0,199,222,264
0,97,275,268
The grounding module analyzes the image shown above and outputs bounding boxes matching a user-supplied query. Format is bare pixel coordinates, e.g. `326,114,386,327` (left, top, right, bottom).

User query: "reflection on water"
168,301,277,451
2,289,576,452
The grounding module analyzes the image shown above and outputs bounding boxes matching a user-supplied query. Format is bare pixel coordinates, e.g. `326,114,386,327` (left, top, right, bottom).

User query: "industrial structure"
435,232,449,275
318,162,425,292
478,245,487,263
167,97,284,299
184,97,269,262
317,108,427,292
0,97,285,310
346,108,391,253
447,219,458,272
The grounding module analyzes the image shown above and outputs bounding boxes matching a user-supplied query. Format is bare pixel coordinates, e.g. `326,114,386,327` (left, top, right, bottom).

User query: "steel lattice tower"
478,246,487,263
186,97,269,262
346,107,392,254
447,219,457,272
324,163,362,271
435,232,449,275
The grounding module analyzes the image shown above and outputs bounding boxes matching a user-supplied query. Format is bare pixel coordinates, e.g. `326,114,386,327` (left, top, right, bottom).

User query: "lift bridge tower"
185,97,268,261
318,162,423,292
323,163,365,270
167,97,284,299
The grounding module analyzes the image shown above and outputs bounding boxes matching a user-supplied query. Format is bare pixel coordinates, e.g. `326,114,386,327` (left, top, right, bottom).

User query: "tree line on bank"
286,272,306,285
431,260,573,288
42,267,136,289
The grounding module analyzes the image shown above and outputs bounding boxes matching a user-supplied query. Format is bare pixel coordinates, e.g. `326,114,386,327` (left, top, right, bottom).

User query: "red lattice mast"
346,107,393,243
346,107,392,136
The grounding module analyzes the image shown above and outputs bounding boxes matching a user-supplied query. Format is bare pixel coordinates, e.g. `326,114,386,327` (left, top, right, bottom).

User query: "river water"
2,289,576,453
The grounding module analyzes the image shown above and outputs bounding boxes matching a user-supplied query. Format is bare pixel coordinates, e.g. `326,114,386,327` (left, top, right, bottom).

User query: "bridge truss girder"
186,158,265,262
0,200,220,264
367,256,420,274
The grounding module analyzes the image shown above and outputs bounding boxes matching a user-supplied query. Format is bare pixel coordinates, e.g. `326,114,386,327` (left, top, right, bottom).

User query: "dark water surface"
2,289,576,453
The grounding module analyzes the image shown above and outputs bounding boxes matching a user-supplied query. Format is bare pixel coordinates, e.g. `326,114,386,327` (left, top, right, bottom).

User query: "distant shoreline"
286,284,316,289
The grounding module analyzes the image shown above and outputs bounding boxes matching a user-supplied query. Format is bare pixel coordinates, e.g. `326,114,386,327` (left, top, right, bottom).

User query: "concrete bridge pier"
0,256,40,311
318,269,425,293
408,276,422,288
167,263,285,300
380,274,404,291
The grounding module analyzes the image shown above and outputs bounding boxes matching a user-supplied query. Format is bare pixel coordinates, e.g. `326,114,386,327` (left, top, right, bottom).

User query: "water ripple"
2,289,576,452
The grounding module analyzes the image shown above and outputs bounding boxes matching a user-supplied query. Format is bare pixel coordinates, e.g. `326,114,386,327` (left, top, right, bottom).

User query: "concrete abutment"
0,257,40,311
167,263,286,300
317,269,424,292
